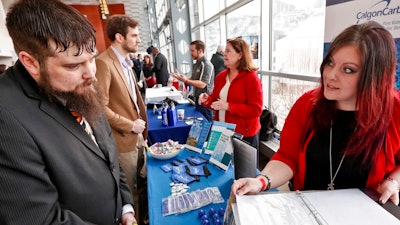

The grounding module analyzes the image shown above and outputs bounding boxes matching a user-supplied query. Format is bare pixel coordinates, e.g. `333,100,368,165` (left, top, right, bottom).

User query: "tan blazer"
96,48,148,153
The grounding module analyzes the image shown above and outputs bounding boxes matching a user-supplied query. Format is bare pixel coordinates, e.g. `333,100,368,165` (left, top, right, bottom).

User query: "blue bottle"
161,103,169,126
167,102,178,126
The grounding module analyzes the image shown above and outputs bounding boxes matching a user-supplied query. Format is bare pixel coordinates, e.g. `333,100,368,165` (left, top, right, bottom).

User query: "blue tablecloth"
146,103,206,145
147,148,234,225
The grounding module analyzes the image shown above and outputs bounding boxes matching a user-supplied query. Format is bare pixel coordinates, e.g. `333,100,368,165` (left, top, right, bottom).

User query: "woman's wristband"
184,79,189,85
257,173,271,191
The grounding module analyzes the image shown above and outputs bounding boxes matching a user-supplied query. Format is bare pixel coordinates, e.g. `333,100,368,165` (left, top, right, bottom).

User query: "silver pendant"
327,182,334,190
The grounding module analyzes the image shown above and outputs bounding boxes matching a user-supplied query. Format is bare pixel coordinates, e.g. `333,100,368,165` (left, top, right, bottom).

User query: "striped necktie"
71,111,97,145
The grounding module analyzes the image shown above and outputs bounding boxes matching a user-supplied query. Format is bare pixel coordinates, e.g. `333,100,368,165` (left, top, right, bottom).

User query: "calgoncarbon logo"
356,0,400,23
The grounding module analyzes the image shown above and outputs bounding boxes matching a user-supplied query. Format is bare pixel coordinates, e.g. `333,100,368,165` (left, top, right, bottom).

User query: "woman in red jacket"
198,38,263,149
232,21,400,205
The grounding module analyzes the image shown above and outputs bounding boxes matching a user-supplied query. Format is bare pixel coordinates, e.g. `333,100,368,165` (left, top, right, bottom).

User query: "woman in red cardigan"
198,38,263,149
232,21,400,205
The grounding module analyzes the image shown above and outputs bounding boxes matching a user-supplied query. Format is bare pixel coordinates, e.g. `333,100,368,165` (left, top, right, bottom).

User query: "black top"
132,58,143,81
304,110,370,190
143,62,154,78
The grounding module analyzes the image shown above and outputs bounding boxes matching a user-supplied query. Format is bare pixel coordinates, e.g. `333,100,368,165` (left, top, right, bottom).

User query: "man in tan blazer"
95,15,148,225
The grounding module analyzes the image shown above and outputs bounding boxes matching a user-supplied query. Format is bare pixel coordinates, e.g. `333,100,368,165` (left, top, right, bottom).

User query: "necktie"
71,111,97,145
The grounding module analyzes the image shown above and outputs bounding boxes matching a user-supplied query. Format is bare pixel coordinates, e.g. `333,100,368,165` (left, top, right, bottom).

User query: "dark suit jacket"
152,52,169,86
210,52,226,79
132,58,142,81
95,48,148,153
0,61,133,225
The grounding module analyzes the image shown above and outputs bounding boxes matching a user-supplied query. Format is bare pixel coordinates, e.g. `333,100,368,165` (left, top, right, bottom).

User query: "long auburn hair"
307,21,396,167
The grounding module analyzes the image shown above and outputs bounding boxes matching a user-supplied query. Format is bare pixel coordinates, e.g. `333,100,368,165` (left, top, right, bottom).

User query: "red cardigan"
202,69,263,137
271,89,400,190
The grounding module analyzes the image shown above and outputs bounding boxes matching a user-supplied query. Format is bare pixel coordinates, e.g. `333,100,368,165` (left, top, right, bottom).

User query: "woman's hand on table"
231,178,263,196
377,177,400,205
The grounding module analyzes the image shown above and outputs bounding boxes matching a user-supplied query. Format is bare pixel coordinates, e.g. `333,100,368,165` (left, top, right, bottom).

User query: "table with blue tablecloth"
146,103,206,145
147,148,234,225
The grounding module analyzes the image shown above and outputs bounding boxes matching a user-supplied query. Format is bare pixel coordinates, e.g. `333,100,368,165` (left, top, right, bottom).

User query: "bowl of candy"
148,140,182,160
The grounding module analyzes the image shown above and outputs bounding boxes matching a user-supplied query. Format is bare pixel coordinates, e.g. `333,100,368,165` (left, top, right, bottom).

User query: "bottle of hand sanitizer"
167,102,178,126
161,103,169,126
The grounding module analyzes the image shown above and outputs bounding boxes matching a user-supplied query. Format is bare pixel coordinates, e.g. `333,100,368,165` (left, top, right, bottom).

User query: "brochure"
209,128,235,171
185,118,212,153
204,121,236,155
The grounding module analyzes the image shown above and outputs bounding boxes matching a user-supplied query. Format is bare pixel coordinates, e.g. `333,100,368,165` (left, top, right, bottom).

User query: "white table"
145,86,188,104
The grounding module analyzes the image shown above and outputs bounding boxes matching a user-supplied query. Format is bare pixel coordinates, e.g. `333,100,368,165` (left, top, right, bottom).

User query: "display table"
146,103,206,145
147,149,234,225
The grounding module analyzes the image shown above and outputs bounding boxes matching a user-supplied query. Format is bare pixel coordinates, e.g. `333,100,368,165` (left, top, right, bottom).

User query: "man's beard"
38,68,104,126
122,41,138,53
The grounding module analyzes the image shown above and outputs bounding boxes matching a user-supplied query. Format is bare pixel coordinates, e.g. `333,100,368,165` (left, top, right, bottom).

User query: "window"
268,0,325,129
226,0,239,7
271,0,325,75
204,19,221,59
188,0,200,27
226,0,260,39
203,0,221,21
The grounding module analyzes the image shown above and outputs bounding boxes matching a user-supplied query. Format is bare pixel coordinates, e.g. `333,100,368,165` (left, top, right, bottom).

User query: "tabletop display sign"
185,118,212,153
204,121,236,155
209,128,235,171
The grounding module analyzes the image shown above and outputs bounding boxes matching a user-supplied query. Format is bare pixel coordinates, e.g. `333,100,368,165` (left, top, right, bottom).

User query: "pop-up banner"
325,0,400,89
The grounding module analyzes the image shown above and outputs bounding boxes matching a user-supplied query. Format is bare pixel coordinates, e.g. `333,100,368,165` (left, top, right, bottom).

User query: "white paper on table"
231,203,241,225
235,189,400,225
236,192,320,225
304,189,400,225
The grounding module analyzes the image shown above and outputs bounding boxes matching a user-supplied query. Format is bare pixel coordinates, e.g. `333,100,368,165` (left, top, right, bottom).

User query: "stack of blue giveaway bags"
161,155,211,184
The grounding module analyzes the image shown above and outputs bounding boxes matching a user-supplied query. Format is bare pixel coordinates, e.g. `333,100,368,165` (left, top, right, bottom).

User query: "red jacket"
202,69,263,137
271,89,400,190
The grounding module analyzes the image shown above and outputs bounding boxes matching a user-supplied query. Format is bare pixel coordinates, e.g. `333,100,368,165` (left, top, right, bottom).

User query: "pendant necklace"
327,124,346,190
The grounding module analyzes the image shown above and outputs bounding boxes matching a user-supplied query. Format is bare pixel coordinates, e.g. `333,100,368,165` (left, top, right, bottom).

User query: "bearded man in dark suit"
0,0,136,224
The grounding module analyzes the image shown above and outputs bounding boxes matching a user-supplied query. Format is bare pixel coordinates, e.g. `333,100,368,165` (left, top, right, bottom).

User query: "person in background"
137,53,144,67
210,44,226,79
146,45,154,55
95,15,148,225
252,42,258,59
231,21,400,206
198,38,263,149
131,53,142,82
0,0,135,224
143,54,156,88
151,47,169,86
130,53,146,96
0,64,8,74
172,40,215,121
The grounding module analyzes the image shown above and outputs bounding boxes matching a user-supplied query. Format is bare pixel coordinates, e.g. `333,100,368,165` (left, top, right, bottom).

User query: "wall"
69,4,125,53
63,0,152,52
